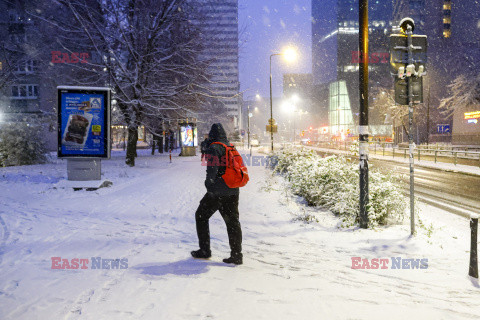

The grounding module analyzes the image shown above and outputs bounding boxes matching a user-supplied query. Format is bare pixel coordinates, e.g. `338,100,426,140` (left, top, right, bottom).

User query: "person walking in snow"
191,123,243,265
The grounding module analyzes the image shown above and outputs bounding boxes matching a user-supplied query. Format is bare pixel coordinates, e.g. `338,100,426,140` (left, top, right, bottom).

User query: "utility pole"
406,23,415,235
426,86,431,147
358,0,369,229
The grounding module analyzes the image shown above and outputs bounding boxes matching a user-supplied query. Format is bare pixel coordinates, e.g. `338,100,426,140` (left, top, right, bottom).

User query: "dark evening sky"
238,0,312,99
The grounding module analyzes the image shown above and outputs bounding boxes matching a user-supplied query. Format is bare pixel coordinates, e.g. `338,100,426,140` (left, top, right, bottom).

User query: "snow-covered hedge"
273,147,407,227
0,122,47,167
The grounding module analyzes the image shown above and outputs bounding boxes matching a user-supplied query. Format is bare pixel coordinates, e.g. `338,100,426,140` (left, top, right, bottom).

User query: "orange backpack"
210,142,249,188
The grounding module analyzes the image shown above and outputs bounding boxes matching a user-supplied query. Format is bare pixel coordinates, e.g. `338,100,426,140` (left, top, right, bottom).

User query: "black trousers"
195,192,242,255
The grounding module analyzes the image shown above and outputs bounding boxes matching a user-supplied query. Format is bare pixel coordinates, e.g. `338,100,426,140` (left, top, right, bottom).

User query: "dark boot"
191,249,211,259
223,253,243,265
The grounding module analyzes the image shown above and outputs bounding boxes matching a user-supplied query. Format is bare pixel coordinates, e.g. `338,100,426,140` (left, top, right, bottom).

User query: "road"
369,159,480,218
308,147,480,218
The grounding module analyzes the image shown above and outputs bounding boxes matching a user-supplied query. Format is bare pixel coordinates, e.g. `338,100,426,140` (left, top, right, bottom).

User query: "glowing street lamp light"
282,47,298,63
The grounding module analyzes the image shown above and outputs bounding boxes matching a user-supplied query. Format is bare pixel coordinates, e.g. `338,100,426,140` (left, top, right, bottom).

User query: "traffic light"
394,76,424,105
389,32,427,105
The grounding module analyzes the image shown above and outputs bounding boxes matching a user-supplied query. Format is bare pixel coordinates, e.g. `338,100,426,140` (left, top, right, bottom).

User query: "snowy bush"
0,122,47,167
273,147,407,228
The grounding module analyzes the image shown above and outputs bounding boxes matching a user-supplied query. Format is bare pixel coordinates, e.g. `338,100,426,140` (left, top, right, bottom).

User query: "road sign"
390,34,427,73
437,124,450,134
266,124,278,133
390,33,427,105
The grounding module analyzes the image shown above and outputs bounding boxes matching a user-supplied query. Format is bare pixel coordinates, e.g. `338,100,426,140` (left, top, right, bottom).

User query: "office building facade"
312,0,393,138
197,0,241,132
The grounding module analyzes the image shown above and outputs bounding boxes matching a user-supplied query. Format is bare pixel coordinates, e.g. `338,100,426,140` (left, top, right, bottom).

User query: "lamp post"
269,53,280,153
247,105,251,149
359,0,369,229
269,47,298,153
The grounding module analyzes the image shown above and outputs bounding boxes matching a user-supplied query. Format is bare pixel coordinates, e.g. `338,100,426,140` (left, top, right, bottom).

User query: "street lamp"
269,46,298,152
245,94,260,151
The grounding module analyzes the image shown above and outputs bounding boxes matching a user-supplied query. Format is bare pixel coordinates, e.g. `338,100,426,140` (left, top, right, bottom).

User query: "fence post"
383,144,385,156
374,144,377,155
404,148,406,159
469,218,478,278
435,150,437,163
418,149,420,162
454,151,457,166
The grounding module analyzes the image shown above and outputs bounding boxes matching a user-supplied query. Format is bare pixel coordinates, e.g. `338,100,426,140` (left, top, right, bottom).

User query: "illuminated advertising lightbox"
464,111,480,120
57,86,111,158
180,125,194,147
193,127,198,147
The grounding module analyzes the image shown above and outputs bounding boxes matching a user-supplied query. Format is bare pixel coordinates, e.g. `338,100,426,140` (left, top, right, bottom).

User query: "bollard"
469,218,478,278
169,150,172,163
454,151,457,166
435,150,437,163
404,149,406,159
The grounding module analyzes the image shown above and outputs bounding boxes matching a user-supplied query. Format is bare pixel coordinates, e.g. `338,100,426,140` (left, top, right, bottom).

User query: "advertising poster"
57,86,111,158
180,125,194,147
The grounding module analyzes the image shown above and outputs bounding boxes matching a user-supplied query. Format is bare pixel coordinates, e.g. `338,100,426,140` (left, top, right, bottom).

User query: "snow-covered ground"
0,150,479,319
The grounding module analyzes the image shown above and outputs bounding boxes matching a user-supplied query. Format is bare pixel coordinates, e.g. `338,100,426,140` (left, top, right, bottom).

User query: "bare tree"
439,73,480,117
35,0,216,166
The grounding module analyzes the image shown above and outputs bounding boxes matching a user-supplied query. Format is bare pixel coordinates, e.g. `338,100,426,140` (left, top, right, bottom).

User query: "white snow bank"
0,150,478,319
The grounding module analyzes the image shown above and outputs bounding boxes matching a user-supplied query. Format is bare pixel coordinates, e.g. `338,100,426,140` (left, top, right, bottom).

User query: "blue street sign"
437,124,450,134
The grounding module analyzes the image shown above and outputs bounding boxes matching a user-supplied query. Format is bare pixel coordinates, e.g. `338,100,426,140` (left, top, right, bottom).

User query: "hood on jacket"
208,123,228,143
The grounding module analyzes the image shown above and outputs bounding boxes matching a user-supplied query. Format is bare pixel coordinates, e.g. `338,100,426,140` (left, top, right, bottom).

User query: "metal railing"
314,141,480,167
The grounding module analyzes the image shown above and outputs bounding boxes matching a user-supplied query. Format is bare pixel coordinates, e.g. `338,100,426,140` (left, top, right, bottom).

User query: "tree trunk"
151,138,156,155
158,135,164,153
126,126,138,166
164,135,169,152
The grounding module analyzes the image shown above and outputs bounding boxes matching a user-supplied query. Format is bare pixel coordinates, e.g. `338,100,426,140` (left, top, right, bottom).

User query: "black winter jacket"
204,123,240,196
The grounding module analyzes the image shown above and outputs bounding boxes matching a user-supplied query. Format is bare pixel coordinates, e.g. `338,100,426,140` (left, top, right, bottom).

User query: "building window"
11,84,39,99
14,60,37,74
443,1,452,38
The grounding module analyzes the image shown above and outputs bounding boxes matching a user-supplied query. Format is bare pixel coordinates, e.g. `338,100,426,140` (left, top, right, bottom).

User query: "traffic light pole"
407,25,415,235
358,0,369,229
269,54,275,153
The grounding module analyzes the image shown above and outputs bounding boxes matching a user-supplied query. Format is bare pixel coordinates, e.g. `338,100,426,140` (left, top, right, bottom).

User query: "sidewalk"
0,150,478,319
